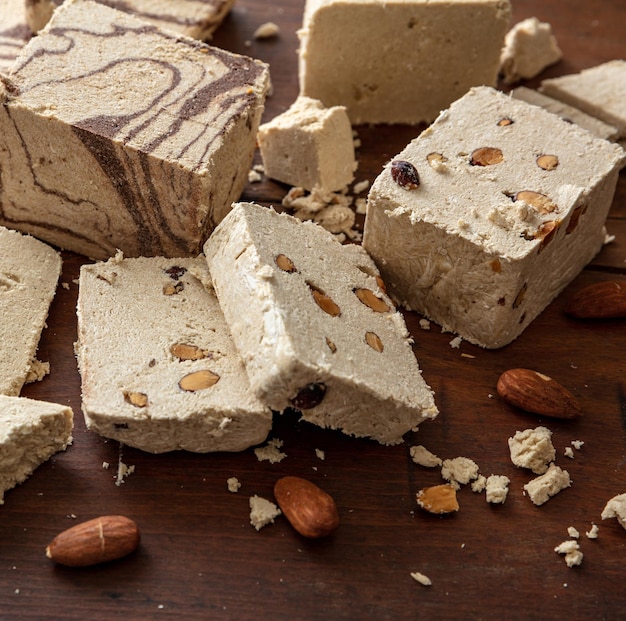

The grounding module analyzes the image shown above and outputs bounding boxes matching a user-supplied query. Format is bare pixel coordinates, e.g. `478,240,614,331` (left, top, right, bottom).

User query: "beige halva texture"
0,226,61,397
0,0,269,260
257,96,356,192
499,17,562,84
363,86,625,348
540,60,626,140
76,255,272,453
204,202,438,445
25,0,235,39
0,394,73,504
298,0,512,124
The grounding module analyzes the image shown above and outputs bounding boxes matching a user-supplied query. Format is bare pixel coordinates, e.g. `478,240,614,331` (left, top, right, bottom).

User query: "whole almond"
46,515,140,567
274,476,339,538
497,368,582,419
564,281,626,319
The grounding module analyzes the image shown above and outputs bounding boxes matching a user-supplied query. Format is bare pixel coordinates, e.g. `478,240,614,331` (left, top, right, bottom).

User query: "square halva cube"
257,96,357,192
0,0,269,259
204,202,438,445
76,255,272,453
363,86,625,348
298,0,511,124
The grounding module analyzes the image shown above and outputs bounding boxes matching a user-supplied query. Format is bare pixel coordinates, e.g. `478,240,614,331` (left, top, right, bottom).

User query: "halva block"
540,60,626,140
0,394,73,504
204,202,438,445
0,0,269,259
257,96,356,192
298,0,511,124
363,86,625,348
76,255,272,453
0,0,31,74
0,226,61,396
25,0,235,39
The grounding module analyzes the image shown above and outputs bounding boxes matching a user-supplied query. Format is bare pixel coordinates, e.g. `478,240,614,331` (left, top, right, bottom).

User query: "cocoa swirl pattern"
0,1,269,259
25,0,233,39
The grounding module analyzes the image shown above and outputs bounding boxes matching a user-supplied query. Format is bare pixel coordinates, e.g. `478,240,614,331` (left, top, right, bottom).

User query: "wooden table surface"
2,0,625,619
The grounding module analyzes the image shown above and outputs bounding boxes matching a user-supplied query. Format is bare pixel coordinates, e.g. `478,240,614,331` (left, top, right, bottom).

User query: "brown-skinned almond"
274,476,339,538
564,281,626,319
46,515,140,567
496,368,582,419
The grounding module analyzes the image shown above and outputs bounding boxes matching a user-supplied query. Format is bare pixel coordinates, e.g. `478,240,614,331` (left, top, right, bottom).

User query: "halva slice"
25,0,235,40
298,0,511,124
0,0,31,74
0,226,61,396
0,0,270,259
203,202,438,445
76,255,272,453
540,60,626,140
257,96,357,192
512,87,619,142
0,394,73,505
363,86,625,348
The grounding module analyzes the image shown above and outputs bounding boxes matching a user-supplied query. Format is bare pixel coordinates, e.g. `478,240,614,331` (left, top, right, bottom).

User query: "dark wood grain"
2,0,626,619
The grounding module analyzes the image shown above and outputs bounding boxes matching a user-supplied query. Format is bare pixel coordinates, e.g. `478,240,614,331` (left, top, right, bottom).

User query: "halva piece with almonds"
298,0,511,124
0,394,73,504
204,202,438,445
25,0,235,40
0,226,61,397
363,86,625,348
76,255,272,453
0,0,270,259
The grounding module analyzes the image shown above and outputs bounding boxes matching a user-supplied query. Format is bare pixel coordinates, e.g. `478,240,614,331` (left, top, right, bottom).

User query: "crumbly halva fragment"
540,60,626,140
524,463,570,506
298,0,511,124
204,202,438,445
585,523,599,539
0,226,61,397
254,438,287,463
485,475,510,504
76,255,272,453
258,96,356,192
0,0,270,260
554,540,583,568
249,495,281,530
508,426,555,474
511,87,619,142
227,477,241,492
471,475,487,493
409,445,442,468
601,493,626,530
499,17,562,84
25,0,235,40
0,394,73,504
441,457,479,490
363,86,625,348
282,186,360,242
